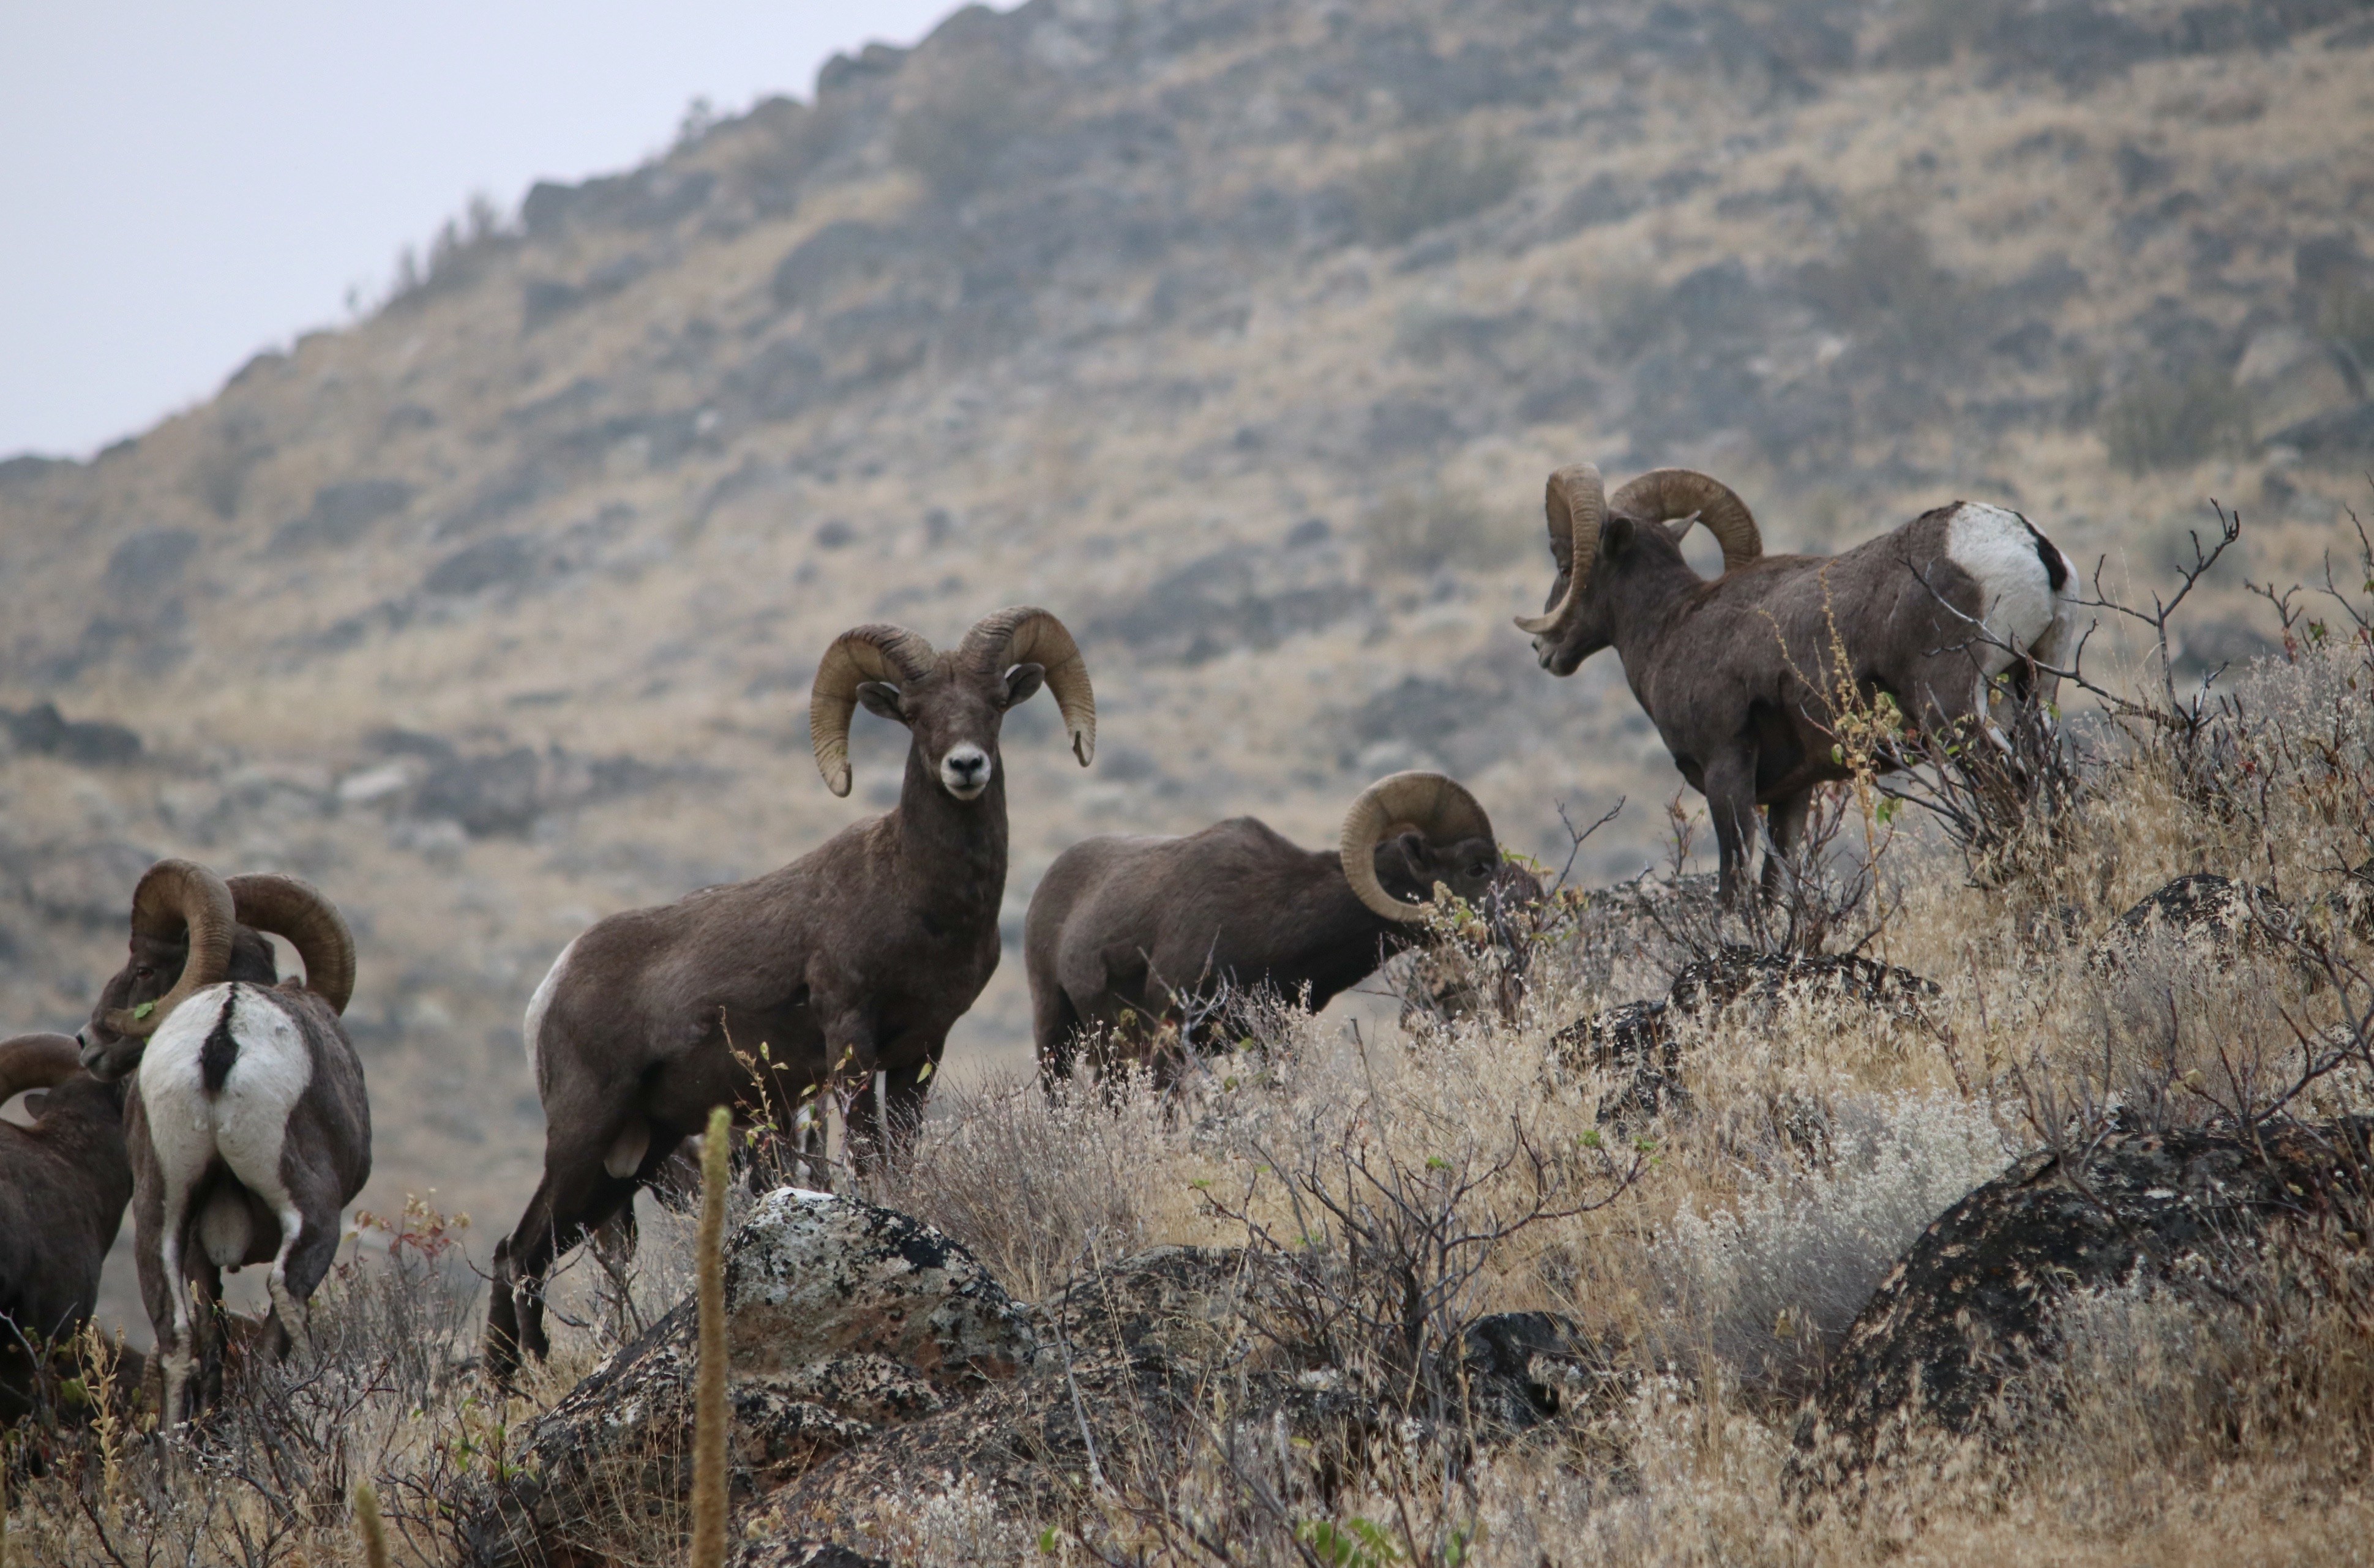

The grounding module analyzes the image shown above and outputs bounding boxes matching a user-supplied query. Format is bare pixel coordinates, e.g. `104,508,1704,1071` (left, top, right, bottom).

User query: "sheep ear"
854,681,906,722
19,1091,48,1119
1000,663,1046,710
1601,514,1637,556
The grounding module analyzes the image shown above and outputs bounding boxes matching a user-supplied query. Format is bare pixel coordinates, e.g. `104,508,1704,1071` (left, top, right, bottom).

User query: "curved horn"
961,606,1096,767
1339,771,1498,925
226,873,356,1015
0,1034,85,1104
1608,468,1762,570
102,859,237,1038
808,624,939,797
1513,465,1606,638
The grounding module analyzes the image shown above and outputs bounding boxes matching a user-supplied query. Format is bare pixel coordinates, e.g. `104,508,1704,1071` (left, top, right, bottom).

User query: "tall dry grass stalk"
353,1478,391,1568
690,1102,732,1568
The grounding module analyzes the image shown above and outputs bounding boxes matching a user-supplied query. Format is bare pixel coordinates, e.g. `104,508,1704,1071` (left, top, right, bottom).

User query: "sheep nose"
940,744,991,796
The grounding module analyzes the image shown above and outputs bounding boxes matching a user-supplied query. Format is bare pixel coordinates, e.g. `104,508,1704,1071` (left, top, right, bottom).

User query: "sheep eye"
135,966,154,980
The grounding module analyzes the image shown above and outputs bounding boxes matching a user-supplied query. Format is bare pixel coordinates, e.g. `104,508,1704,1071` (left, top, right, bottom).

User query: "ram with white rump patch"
75,860,371,1424
1518,465,2077,905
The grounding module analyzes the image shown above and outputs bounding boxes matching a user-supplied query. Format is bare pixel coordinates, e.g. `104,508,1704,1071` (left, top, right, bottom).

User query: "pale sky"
0,2,967,460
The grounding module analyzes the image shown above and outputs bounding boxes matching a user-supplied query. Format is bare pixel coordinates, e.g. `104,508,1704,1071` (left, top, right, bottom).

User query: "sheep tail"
199,986,241,1095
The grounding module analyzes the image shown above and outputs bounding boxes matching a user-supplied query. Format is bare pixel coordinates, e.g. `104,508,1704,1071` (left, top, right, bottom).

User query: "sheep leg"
1760,790,1813,903
490,1129,632,1370
871,1055,938,1162
815,1011,880,1168
137,1162,198,1426
190,1260,225,1414
842,1070,892,1170
1703,753,1762,908
266,1200,343,1365
1033,985,1085,1096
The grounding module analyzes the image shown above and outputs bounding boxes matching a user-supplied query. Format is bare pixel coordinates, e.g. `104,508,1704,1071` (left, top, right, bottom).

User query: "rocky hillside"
4,0,2372,1277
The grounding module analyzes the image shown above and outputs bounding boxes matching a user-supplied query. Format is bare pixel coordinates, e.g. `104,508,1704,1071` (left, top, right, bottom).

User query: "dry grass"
7,587,2369,1561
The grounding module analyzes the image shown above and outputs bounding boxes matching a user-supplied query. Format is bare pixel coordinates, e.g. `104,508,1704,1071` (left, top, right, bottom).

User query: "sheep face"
1373,829,1505,911
80,927,279,1080
1529,513,1687,678
855,661,1047,803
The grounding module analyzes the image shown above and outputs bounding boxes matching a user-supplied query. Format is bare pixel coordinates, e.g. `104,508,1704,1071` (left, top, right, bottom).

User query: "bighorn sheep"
0,1034,132,1422
1517,465,2077,905
1025,771,1515,1083
75,860,371,1424
487,607,1094,1376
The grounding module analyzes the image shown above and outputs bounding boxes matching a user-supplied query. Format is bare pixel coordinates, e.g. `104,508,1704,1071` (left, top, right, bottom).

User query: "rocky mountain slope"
4,0,2372,1298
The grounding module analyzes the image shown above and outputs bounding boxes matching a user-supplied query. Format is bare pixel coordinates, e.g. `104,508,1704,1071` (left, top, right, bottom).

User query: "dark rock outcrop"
2085,872,2294,973
1666,949,1941,1030
1,702,143,767
1551,948,1941,1121
1549,998,1680,1122
1794,1118,2373,1477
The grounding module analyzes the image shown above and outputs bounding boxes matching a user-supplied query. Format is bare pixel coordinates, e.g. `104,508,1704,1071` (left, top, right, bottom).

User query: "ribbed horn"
100,859,237,1038
0,1034,84,1104
227,873,357,1015
1513,465,1606,638
1609,468,1762,570
1339,771,1498,925
961,606,1096,767
808,624,940,797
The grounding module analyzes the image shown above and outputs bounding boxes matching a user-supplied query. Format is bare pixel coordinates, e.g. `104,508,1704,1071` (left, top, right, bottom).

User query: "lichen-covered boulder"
468,1189,1035,1567
1793,1118,2372,1481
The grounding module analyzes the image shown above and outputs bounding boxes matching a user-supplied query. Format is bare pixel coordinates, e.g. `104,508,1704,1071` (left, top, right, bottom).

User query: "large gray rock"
468,1189,1034,1567
1791,1119,2373,1484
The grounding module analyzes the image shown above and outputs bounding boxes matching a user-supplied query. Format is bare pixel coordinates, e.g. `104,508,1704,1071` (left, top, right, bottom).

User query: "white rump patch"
138,984,317,1376
521,936,577,1091
1945,504,2067,676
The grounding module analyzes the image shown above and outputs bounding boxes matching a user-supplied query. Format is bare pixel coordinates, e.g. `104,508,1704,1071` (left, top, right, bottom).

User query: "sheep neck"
1605,550,1710,712
883,742,1008,917
1293,854,1418,992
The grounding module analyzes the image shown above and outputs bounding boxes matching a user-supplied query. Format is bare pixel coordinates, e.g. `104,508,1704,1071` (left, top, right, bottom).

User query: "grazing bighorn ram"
1026,771,1515,1084
1516,465,2077,905
75,860,371,1424
0,1034,133,1422
487,608,1094,1377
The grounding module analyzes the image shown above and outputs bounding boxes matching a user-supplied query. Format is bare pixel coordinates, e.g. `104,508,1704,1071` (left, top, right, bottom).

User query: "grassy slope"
1,0,2370,1319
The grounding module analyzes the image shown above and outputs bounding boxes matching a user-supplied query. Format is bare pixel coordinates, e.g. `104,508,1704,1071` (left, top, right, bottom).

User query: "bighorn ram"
1025,771,1515,1083
76,860,371,1424
0,1034,132,1422
1517,465,2076,904
487,607,1094,1376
